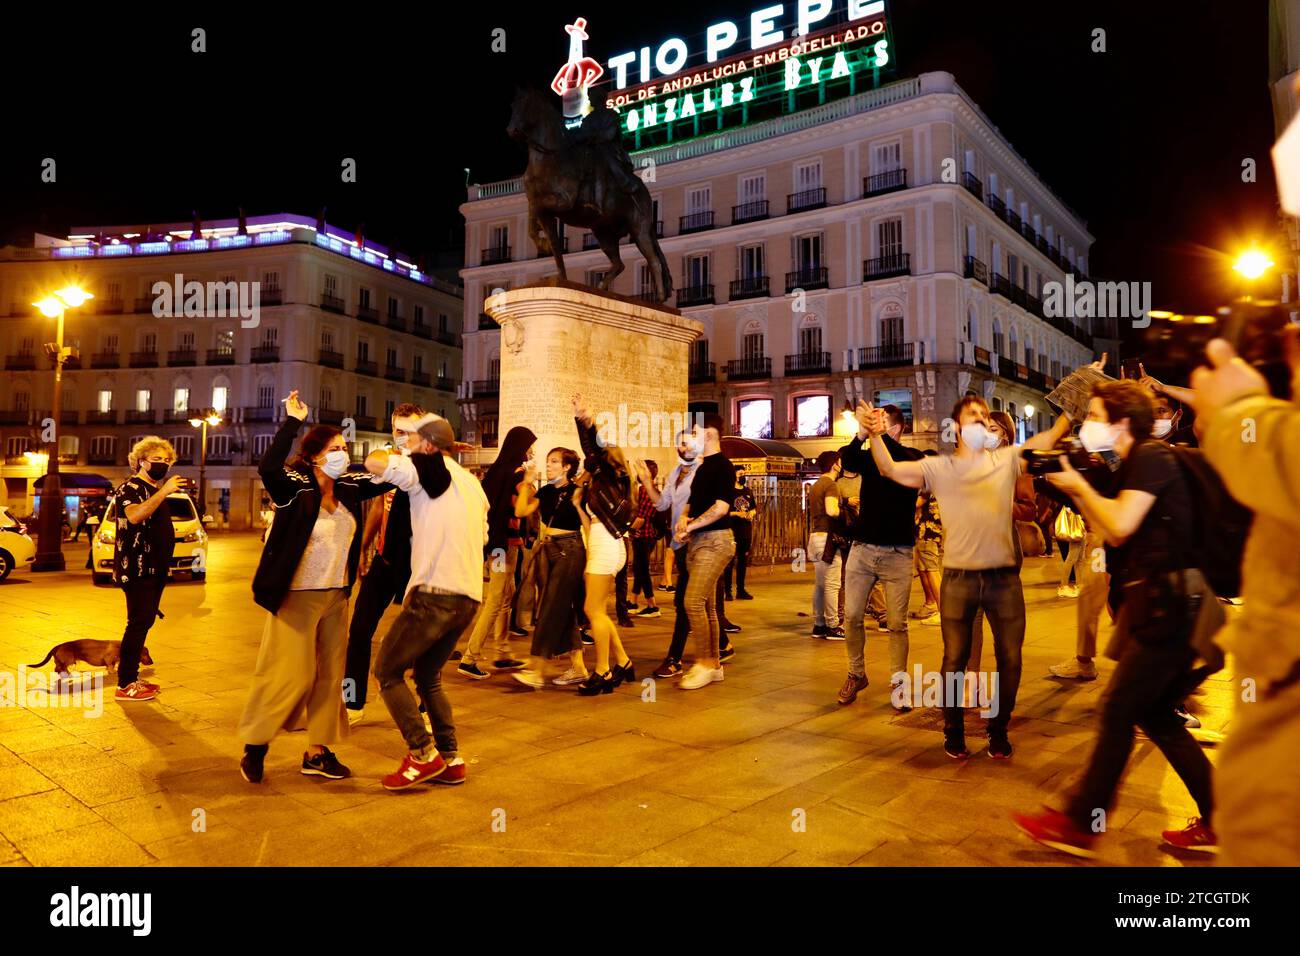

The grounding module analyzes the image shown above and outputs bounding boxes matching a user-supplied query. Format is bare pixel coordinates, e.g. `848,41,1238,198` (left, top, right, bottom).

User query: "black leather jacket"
576,416,634,538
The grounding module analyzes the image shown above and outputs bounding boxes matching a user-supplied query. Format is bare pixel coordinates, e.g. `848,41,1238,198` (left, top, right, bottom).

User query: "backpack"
1169,446,1253,599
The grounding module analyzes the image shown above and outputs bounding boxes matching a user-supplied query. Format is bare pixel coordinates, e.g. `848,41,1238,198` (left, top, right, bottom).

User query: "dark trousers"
373,590,479,755
119,576,166,688
938,567,1025,737
723,523,752,595
667,545,730,662
631,537,657,601
1065,611,1214,830
344,554,404,710
530,534,586,658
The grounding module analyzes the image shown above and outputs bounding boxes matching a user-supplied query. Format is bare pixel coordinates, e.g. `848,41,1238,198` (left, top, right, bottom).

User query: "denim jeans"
844,543,913,681
1064,603,1213,830
374,589,480,755
685,530,736,662
939,567,1026,737
809,532,841,628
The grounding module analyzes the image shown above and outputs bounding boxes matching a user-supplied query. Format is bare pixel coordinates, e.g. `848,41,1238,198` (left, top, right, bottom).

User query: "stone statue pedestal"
484,279,702,476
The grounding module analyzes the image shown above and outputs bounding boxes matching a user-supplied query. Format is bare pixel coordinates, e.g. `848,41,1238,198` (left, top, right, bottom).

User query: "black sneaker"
657,584,675,592
617,616,635,628
493,659,527,671
822,626,846,641
811,624,829,637
580,629,594,646
736,591,754,600
301,747,351,779
651,658,679,678
943,735,970,760
719,646,736,665
240,744,268,784
987,735,1013,760
636,606,662,618
458,662,490,680
508,626,528,637
722,622,741,633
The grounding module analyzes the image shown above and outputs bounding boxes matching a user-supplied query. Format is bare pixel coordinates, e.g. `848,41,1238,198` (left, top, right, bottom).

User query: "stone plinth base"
485,280,702,476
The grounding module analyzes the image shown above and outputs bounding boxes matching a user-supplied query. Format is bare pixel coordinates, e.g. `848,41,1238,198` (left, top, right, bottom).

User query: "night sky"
0,1,1278,313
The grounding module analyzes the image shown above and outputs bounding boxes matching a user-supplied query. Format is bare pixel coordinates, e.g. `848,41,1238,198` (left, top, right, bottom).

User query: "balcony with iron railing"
990,272,1013,299
726,356,772,381
857,342,915,369
318,408,346,424
412,319,433,338
319,349,344,369
355,358,378,376
676,284,715,308
986,193,1006,217
125,409,157,424
961,171,983,200
164,408,194,423
1026,368,1047,391
261,287,283,306
787,266,829,292
436,375,455,391
60,410,78,425
250,345,280,363
206,348,235,365
244,406,277,423
0,410,29,425
87,410,118,424
689,361,716,384
411,370,431,387
482,245,512,265
91,352,120,368
320,293,346,314
729,276,770,300
963,256,988,284
787,187,827,214
167,348,197,366
1019,221,1036,242
4,354,36,371
679,211,715,234
472,379,500,398
357,304,380,324
478,313,498,330
129,351,159,368
1006,209,1022,232
863,168,908,197
863,253,911,281
386,313,407,332
784,351,832,376
435,328,458,346
88,452,117,465
974,346,992,370
95,299,124,315
731,200,769,224
352,415,378,431
62,356,82,371
134,296,156,313
385,364,406,382
582,234,599,251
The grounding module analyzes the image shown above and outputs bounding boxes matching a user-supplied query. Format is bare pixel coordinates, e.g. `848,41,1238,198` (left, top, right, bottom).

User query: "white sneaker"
1067,585,1081,598
1056,586,1071,598
679,665,724,690
1048,657,1098,680
511,669,545,690
552,667,586,686
423,713,433,733
346,709,365,728
921,612,942,626
890,680,913,712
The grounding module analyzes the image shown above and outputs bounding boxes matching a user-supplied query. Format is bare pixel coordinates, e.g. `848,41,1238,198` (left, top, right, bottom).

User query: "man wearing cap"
365,413,489,789
343,404,424,727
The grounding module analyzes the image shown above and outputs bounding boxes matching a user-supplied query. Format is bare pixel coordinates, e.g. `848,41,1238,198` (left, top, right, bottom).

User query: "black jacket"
837,433,925,547
252,416,392,613
576,416,634,537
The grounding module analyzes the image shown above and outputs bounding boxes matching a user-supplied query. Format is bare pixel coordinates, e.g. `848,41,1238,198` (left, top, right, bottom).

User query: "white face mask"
984,429,1003,450
319,449,349,478
1079,420,1120,453
690,433,707,456
960,422,991,451
1152,418,1174,439
393,434,410,455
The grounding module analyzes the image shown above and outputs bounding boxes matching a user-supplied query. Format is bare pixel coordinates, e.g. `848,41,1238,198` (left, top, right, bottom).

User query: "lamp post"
188,410,223,522
32,286,93,572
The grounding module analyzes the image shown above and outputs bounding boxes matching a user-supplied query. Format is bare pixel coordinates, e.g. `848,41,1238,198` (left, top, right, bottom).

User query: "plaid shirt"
633,491,659,538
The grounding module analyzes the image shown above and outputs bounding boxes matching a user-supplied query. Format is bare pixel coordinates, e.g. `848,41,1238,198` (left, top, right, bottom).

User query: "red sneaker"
382,751,447,791
1011,807,1097,858
1161,818,1218,853
431,756,466,785
115,681,157,702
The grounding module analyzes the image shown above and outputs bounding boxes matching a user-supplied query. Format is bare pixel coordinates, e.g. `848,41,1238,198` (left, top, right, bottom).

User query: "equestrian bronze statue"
507,88,673,304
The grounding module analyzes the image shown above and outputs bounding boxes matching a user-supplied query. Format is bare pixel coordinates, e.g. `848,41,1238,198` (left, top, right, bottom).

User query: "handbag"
1054,506,1085,543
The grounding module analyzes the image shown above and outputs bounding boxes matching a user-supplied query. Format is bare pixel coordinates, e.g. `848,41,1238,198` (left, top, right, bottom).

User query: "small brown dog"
29,640,153,677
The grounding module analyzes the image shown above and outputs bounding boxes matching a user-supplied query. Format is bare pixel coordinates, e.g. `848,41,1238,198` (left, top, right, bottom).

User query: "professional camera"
1021,438,1107,477
1142,299,1296,400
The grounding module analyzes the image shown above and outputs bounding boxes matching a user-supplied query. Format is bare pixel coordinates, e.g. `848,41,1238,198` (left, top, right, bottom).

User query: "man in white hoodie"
364,414,488,790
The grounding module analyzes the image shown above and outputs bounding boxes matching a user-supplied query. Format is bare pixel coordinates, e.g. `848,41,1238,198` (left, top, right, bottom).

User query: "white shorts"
585,521,627,576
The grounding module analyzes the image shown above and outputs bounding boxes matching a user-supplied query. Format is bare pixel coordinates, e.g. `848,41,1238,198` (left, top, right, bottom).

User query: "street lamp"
188,410,223,522
31,285,93,572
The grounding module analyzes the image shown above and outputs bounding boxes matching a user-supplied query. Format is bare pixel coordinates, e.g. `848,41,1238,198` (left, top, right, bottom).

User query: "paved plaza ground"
0,532,1234,867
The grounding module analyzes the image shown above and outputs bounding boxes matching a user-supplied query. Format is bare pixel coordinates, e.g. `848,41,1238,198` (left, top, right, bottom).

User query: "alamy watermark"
594,405,703,450
151,273,260,328
1042,275,1151,328
1,667,104,718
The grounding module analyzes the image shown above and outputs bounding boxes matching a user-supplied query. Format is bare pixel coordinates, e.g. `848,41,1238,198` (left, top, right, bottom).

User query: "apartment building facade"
0,213,463,529
460,70,1108,459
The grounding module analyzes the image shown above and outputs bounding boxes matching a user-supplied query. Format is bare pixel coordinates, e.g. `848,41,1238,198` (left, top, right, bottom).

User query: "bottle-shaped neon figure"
551,17,604,121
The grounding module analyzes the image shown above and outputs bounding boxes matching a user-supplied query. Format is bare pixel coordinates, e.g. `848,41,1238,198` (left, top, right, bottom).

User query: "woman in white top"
238,391,392,784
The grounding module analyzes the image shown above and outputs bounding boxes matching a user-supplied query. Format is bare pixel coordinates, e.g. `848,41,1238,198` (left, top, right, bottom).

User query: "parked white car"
91,493,208,585
0,506,37,582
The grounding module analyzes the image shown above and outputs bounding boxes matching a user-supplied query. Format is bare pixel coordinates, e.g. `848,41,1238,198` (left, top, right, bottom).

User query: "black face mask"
147,461,170,481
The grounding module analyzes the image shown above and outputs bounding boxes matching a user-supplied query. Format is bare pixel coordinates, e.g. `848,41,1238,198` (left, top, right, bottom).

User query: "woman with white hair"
110,435,185,702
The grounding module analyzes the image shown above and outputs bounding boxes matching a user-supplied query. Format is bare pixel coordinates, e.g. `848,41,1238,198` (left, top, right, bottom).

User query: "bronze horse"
507,88,673,304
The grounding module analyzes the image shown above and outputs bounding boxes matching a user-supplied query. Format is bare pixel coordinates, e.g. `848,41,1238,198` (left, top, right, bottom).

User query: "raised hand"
571,392,592,425
285,389,309,421
1086,352,1109,373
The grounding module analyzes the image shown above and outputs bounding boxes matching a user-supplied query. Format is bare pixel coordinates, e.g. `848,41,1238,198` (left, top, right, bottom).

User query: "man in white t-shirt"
864,393,1073,760
364,414,488,791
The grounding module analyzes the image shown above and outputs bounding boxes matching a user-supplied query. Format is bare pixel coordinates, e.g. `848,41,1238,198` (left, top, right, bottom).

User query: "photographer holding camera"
1191,331,1300,865
1013,380,1218,856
